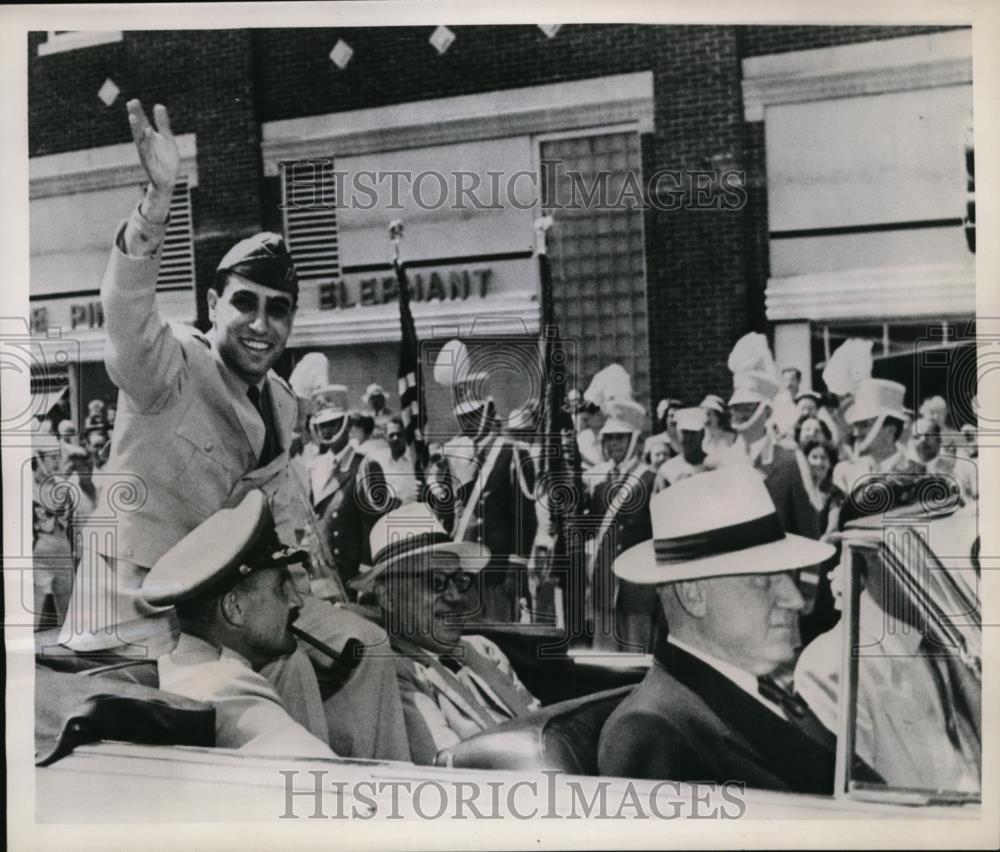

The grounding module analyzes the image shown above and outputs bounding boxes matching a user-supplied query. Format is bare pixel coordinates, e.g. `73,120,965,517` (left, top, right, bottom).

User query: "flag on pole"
390,220,429,475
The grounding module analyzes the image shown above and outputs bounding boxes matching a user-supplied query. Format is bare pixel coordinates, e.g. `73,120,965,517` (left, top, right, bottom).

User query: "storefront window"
540,130,649,402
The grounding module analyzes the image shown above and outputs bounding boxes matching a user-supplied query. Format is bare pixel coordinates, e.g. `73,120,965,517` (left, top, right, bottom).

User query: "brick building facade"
28,24,972,429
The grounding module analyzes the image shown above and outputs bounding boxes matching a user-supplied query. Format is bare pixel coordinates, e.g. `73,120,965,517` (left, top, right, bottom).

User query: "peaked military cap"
216,232,299,296
142,491,307,607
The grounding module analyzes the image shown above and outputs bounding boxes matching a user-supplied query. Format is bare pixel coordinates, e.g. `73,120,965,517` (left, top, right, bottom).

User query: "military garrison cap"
142,491,307,607
216,232,299,296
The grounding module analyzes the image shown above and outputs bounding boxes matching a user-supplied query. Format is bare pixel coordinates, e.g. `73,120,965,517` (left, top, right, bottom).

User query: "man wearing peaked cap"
431,339,540,623
60,99,300,653
585,394,659,652
654,407,708,489
145,491,336,758
597,467,879,794
59,101,413,764
351,503,540,764
304,384,391,592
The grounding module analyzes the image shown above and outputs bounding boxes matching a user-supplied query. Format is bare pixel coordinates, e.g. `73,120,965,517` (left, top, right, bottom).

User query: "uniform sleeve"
101,216,185,413
162,655,337,759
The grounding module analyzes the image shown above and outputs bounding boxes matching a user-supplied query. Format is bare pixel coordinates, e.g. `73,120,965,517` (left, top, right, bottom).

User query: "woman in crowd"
699,394,736,468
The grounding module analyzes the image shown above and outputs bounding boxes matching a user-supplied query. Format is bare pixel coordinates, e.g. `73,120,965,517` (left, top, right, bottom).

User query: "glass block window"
540,131,649,404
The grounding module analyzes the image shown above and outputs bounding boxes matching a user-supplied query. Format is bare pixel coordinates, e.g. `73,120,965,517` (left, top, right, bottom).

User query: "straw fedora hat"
613,466,834,584
350,502,490,592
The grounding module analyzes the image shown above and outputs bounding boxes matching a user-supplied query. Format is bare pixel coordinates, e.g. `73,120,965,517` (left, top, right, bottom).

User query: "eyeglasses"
430,570,474,594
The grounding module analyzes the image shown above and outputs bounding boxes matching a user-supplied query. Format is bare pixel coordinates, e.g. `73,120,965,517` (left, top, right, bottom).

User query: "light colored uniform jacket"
96,222,298,567
159,633,336,758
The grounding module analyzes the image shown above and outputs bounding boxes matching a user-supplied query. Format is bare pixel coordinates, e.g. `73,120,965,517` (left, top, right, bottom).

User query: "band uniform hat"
311,384,350,425
363,383,387,403
599,398,646,436
699,394,726,415
794,390,823,405
454,369,490,417
506,402,540,433
844,378,907,425
674,407,707,433
729,371,780,407
142,491,307,607
613,466,834,585
216,232,299,297
350,502,490,593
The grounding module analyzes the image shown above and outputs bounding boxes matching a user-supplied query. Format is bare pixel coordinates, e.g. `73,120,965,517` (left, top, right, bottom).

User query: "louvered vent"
155,177,196,289
281,160,339,281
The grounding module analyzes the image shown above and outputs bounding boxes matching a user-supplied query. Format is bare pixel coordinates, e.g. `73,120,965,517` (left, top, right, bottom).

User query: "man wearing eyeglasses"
352,503,541,764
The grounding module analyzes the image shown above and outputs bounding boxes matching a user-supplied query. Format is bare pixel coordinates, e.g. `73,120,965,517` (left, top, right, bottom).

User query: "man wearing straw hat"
351,503,541,764
598,467,844,793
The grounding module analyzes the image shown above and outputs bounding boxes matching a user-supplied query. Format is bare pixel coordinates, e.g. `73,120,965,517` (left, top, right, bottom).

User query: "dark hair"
349,412,376,438
883,416,905,443
388,416,405,430
801,438,838,491
793,413,832,446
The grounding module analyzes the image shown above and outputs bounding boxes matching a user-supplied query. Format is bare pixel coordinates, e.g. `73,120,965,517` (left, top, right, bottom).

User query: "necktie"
758,675,811,721
247,384,279,467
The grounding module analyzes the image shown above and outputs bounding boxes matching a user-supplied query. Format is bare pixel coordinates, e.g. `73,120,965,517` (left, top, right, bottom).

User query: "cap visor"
613,534,835,585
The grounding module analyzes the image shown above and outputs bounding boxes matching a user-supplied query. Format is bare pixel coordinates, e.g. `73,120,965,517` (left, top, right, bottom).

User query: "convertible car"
30,496,981,822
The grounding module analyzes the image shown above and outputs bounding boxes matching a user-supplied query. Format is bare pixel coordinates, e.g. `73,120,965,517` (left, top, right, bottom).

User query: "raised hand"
127,99,179,193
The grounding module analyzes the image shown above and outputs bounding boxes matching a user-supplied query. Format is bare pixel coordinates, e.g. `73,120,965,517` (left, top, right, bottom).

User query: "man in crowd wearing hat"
432,340,539,622
585,396,658,652
831,378,910,499
598,467,845,794
58,101,411,763
353,503,541,764
145,491,336,758
362,383,393,440
306,385,392,592
795,389,822,421
654,407,709,490
721,333,788,474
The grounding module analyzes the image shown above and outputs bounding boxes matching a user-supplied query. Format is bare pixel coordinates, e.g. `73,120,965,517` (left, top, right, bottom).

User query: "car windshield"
840,528,981,801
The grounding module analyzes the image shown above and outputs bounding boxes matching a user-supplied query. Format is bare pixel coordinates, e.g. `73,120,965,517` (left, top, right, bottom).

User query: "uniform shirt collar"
172,632,254,670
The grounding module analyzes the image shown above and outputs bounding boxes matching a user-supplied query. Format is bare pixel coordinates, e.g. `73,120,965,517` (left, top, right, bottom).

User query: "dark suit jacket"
587,462,657,616
453,434,537,579
312,448,389,589
764,454,823,540
598,640,836,794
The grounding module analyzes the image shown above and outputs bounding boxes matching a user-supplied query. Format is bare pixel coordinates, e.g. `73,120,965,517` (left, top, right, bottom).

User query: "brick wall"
29,24,962,404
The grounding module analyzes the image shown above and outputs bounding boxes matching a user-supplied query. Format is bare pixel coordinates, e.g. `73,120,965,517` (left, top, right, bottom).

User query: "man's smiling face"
208,273,295,385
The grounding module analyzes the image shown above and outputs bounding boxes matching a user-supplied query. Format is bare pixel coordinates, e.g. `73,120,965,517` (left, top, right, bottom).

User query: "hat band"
653,512,785,564
374,531,453,568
